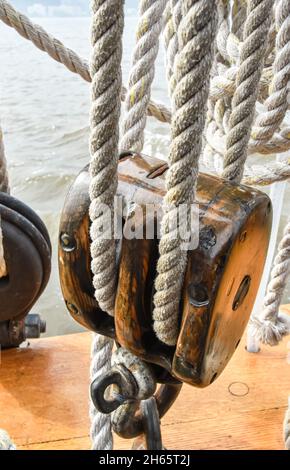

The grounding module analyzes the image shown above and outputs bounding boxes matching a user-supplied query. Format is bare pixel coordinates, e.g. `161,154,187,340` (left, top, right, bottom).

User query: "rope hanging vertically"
89,0,124,315
153,0,218,346
90,334,114,450
0,218,7,278
120,0,167,153
0,127,8,276
163,0,182,91
223,0,274,183
0,126,9,194
249,220,290,345
89,0,125,451
251,0,290,145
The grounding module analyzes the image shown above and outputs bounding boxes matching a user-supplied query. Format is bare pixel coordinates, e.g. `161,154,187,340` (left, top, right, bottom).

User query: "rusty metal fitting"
112,348,157,400
0,314,46,349
91,363,138,415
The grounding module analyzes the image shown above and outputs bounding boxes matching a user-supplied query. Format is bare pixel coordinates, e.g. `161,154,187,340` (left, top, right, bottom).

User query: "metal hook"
90,365,138,414
141,397,163,450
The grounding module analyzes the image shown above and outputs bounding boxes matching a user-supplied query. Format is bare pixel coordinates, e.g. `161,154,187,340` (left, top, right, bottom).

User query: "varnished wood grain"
60,153,272,388
0,330,289,450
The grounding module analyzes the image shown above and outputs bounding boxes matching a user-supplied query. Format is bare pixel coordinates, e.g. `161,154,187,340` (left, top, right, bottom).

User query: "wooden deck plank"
0,331,289,450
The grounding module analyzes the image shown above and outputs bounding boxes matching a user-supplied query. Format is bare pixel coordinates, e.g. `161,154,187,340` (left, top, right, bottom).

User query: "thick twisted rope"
232,0,247,40
0,0,171,125
153,0,218,346
0,127,8,275
163,0,182,91
206,118,290,157
202,129,290,185
0,219,7,278
222,0,274,183
216,1,231,65
89,0,124,451
89,0,124,316
251,0,290,144
0,126,9,194
248,220,290,346
90,334,114,450
284,398,290,450
120,0,167,153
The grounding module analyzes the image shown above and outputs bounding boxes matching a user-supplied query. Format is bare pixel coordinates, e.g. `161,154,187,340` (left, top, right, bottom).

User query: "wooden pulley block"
0,192,51,323
59,152,272,387
58,166,115,339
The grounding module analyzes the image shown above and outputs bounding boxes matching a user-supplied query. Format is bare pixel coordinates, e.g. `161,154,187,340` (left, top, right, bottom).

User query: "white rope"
0,216,7,278
0,125,9,193
153,0,218,345
90,334,114,450
0,0,171,125
89,0,125,451
248,219,290,346
251,0,290,144
0,430,15,450
120,0,167,153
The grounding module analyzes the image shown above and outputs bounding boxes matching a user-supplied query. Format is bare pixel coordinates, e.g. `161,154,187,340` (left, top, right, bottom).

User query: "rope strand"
248,219,290,345
120,0,167,152
89,0,124,315
90,334,114,450
0,0,171,125
251,0,290,144
223,0,274,183
0,125,9,193
153,0,218,346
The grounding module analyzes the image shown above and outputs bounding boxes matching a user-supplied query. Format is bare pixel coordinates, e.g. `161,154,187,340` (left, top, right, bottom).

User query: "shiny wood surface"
59,153,272,387
0,331,288,450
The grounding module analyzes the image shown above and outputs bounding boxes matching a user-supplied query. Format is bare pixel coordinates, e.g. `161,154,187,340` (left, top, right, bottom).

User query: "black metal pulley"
0,192,51,348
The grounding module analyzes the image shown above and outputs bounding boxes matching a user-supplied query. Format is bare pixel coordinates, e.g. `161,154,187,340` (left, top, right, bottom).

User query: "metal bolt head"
60,233,76,252
24,314,46,339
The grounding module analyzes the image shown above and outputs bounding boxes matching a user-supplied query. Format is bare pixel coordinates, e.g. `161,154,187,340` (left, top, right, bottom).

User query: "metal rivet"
66,302,79,316
188,283,209,308
60,233,76,252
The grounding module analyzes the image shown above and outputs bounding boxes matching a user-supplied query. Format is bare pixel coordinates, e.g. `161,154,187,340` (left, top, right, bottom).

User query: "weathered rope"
223,0,274,183
0,219,7,278
232,0,247,40
0,126,9,193
90,334,114,450
163,0,182,92
248,219,290,345
284,398,290,450
0,430,15,450
89,0,125,451
2,1,290,184
0,0,171,125
206,119,290,157
89,0,124,316
120,0,167,153
251,0,290,145
0,125,8,277
153,0,218,346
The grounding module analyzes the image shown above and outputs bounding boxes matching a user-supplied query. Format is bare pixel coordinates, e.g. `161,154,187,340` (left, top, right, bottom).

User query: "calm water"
0,17,289,337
